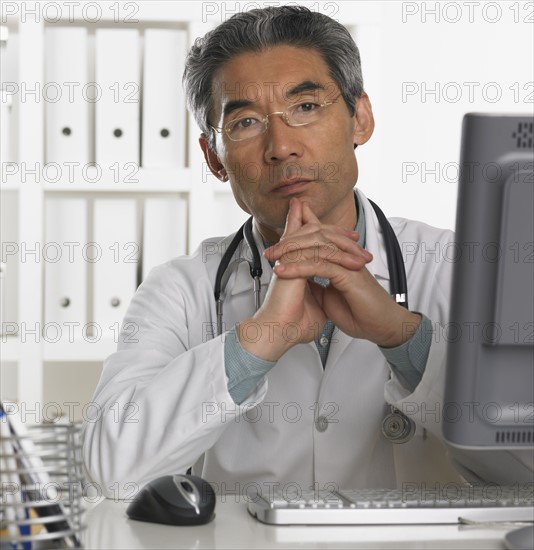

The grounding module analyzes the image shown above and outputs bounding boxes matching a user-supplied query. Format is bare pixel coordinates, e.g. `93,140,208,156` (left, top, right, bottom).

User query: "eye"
227,116,261,132
289,101,324,124
296,102,320,113
235,117,259,129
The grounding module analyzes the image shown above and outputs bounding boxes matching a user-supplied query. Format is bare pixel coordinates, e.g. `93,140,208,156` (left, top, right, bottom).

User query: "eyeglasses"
211,95,340,142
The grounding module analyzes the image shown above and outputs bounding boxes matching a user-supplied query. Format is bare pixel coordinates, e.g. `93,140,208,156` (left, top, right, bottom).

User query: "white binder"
45,27,90,165
0,191,18,335
142,196,187,279
142,29,187,168
95,29,140,167
93,199,138,337
44,198,87,328
1,91,13,164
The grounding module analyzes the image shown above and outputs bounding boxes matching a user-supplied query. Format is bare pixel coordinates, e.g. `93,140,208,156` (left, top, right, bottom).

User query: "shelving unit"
0,2,251,417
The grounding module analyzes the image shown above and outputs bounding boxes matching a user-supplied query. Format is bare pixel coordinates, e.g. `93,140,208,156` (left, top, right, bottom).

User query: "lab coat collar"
228,188,391,298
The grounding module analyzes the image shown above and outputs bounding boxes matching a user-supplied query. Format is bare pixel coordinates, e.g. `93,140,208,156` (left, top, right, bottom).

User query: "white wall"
363,1,532,230
192,0,533,238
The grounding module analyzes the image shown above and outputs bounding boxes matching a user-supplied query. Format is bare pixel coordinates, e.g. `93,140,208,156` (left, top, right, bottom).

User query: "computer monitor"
443,113,534,450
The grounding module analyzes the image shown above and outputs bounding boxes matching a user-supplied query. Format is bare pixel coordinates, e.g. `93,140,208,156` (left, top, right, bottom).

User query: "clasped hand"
237,198,421,362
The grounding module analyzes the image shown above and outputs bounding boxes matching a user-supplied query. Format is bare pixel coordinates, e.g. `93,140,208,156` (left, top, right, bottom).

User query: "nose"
263,114,303,164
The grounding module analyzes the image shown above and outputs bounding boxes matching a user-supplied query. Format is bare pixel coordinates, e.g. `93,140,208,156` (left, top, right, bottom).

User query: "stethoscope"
213,193,415,444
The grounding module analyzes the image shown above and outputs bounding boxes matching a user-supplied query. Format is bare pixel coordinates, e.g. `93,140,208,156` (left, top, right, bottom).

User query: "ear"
352,92,375,147
199,133,228,181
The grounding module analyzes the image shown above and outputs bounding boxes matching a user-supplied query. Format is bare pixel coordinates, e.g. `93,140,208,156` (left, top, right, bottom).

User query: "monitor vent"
512,121,533,148
495,430,533,444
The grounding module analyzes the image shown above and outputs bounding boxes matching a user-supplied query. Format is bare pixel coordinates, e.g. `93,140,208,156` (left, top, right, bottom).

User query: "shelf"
0,337,120,363
0,181,21,191
0,2,265,405
43,337,117,362
44,181,191,193
2,167,193,193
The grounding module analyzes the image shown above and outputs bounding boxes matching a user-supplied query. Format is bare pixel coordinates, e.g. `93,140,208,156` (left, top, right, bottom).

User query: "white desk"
82,497,520,549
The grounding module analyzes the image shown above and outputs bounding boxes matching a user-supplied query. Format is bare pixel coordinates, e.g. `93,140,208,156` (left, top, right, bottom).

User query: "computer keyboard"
247,486,534,525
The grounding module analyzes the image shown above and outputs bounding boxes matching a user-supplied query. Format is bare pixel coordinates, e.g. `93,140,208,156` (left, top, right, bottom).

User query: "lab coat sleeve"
81,258,268,499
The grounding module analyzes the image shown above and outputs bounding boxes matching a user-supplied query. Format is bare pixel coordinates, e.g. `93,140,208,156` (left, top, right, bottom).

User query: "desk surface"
82,496,521,549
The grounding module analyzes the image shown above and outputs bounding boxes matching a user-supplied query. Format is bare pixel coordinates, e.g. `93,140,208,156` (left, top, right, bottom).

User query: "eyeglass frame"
209,94,341,142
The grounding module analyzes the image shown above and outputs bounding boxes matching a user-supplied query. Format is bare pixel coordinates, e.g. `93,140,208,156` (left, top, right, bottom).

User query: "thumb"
281,198,303,239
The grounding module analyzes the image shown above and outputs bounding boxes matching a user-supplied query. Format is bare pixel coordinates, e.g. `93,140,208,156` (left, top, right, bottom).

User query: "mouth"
271,178,314,195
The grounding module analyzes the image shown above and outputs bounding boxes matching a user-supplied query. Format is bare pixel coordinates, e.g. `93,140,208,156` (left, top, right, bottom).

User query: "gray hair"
183,5,364,151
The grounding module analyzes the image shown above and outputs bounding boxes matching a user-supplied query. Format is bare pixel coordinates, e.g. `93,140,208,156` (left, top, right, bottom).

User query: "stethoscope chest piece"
381,406,416,444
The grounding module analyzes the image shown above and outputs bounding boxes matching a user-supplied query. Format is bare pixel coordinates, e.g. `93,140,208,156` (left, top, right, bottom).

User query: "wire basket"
0,422,86,548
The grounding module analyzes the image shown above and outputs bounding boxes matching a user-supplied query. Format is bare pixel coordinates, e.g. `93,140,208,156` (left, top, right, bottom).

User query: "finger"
267,231,362,258
273,257,351,287
265,225,359,259
275,243,370,272
300,201,362,245
265,231,372,264
281,198,303,239
307,243,372,271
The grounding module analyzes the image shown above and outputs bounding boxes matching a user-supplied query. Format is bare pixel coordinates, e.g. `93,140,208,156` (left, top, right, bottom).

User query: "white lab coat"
82,189,532,499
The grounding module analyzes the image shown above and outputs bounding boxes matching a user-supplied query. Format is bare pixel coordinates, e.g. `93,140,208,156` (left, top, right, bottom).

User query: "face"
200,45,374,242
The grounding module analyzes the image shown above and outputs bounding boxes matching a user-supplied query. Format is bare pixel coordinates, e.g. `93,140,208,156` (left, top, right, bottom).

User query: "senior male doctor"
82,6,528,498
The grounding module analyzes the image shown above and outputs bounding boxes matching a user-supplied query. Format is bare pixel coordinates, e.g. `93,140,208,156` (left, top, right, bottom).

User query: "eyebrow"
286,81,326,97
221,81,327,119
222,98,254,119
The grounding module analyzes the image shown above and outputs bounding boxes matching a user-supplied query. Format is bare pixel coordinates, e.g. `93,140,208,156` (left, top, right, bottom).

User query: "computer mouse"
126,474,216,526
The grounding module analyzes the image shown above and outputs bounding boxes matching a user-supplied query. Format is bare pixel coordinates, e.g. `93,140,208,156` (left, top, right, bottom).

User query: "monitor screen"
443,113,534,450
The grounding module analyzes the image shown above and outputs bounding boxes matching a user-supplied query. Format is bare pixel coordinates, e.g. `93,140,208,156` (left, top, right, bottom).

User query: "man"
82,6,529,498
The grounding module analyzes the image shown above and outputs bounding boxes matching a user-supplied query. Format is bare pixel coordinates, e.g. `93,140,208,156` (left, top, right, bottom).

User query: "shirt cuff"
378,313,433,392
224,327,277,405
